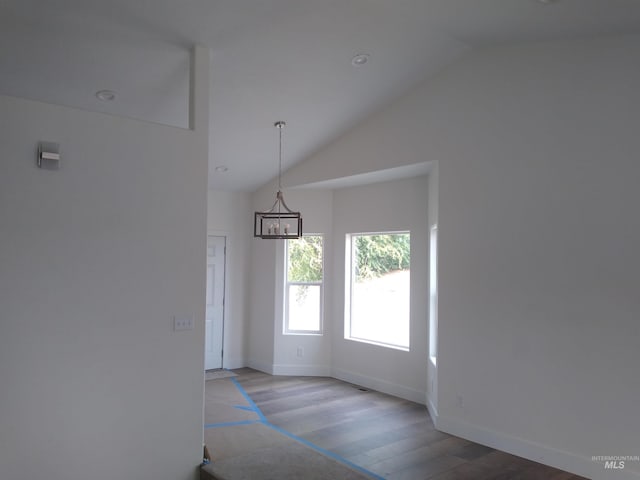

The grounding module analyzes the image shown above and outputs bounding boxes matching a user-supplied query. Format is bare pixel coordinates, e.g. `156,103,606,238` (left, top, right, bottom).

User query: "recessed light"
95,90,116,101
351,54,370,67
214,165,228,173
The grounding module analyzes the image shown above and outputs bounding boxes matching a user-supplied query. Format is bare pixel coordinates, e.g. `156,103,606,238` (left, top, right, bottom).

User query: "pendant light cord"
278,123,283,191
274,121,286,215
275,121,286,191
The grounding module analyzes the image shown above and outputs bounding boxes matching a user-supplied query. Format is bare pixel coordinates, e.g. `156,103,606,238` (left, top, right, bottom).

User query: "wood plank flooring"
231,368,587,480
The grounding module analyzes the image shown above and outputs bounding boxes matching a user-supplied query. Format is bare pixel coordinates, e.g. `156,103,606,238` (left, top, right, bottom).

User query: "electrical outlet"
297,347,304,358
174,315,194,331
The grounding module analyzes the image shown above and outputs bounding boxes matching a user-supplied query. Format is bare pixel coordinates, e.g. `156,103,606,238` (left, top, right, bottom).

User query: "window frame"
284,234,324,335
344,231,411,351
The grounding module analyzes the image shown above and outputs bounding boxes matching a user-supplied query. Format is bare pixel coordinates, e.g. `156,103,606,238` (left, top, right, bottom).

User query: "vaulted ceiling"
2,0,640,191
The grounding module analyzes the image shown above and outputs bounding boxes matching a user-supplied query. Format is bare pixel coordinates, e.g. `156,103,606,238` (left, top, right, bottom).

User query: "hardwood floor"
232,368,587,480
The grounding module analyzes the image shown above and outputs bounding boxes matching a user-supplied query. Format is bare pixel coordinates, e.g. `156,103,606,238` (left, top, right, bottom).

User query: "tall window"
345,232,410,350
285,235,324,334
429,225,438,363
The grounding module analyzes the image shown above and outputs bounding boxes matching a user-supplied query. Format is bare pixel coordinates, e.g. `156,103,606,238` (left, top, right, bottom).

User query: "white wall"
277,35,640,479
249,172,428,403
0,66,208,480
273,189,333,376
247,182,280,372
248,183,333,375
332,176,429,404
207,190,251,369
247,176,429,403
434,37,640,479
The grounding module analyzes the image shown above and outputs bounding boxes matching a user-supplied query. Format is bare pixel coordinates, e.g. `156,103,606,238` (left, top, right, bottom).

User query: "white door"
205,236,226,370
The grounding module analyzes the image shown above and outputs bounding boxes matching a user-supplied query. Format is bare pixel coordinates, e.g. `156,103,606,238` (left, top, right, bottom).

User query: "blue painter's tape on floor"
204,419,261,429
265,422,387,480
230,377,267,423
229,377,386,480
233,405,256,412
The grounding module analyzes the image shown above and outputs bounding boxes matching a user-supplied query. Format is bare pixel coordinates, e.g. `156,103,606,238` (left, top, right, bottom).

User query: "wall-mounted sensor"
37,141,60,170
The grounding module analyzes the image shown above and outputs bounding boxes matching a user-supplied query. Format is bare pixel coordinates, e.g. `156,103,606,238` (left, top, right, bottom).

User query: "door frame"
206,230,228,369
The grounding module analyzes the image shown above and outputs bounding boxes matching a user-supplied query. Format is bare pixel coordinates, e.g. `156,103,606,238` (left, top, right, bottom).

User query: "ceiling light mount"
95,90,116,102
254,121,302,239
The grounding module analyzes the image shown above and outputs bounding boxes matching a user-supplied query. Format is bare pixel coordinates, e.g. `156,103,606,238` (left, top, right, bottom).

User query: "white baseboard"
245,361,330,377
272,364,331,376
331,367,426,404
246,359,274,375
436,414,640,480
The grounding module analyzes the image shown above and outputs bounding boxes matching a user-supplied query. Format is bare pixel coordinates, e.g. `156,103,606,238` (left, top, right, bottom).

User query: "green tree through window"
288,235,323,282
355,234,410,280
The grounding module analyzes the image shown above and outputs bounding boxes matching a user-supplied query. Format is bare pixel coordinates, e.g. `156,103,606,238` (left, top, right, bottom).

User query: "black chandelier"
254,121,302,239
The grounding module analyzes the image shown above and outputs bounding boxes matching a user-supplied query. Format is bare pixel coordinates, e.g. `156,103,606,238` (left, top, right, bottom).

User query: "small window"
285,235,324,334
345,232,410,350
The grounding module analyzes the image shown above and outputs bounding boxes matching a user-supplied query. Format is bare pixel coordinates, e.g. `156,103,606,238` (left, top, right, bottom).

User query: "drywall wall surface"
272,188,333,376
287,33,640,479
331,176,429,403
248,181,333,374
0,94,207,480
433,37,640,478
207,190,252,368
247,238,278,373
282,111,435,189
246,180,280,372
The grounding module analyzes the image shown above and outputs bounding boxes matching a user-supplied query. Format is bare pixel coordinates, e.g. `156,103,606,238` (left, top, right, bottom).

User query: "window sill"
345,336,410,352
284,331,323,336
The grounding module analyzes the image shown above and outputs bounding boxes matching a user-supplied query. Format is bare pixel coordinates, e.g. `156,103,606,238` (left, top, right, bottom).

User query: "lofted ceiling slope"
1,1,640,191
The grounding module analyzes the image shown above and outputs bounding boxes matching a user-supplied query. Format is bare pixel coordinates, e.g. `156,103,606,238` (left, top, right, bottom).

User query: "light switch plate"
173,315,194,331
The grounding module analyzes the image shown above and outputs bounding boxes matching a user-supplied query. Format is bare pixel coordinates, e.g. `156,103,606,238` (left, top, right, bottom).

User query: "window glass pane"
348,233,410,349
288,236,323,282
285,235,323,334
288,284,321,331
